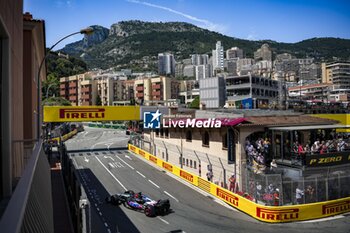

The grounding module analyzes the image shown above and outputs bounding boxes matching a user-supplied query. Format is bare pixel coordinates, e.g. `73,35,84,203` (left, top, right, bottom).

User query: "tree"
189,96,199,109
42,97,71,106
96,95,102,106
42,73,59,100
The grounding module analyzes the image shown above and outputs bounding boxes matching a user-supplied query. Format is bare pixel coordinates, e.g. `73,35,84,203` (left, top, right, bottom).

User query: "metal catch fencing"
130,135,235,188
244,164,350,206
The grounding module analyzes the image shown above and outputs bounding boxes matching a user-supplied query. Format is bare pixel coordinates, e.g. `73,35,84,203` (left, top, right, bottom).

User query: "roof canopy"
269,124,350,131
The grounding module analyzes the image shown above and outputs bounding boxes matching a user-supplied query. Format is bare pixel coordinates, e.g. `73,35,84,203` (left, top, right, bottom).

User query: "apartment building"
191,54,209,65
288,83,331,102
195,64,211,80
199,76,226,108
254,43,272,61
226,47,243,59
322,61,350,101
79,78,96,106
134,76,179,106
225,74,280,109
212,41,224,73
178,80,200,105
158,52,176,76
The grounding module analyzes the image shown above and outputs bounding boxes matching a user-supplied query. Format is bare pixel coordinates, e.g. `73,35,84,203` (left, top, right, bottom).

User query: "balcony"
68,82,77,88
152,91,161,96
0,140,54,233
152,84,161,89
136,86,144,91
136,93,144,98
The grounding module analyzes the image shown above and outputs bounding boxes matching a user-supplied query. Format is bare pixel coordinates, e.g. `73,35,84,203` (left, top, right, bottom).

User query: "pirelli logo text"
216,188,239,207
256,207,299,221
162,162,173,172
59,108,105,119
149,155,157,164
129,145,137,152
322,200,350,215
139,150,146,157
180,170,194,183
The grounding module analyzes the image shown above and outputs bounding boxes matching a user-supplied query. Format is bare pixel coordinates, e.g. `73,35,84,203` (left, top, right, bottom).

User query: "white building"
191,54,209,65
226,47,243,59
195,64,211,80
158,52,176,76
212,41,224,74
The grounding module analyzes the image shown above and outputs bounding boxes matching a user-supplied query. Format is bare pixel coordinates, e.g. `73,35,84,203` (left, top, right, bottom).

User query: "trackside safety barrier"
49,129,78,144
128,144,350,223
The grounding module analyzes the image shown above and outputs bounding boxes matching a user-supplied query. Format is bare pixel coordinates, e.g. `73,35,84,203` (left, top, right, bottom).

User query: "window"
186,130,192,142
155,129,159,137
186,159,189,166
222,133,228,149
202,131,209,147
164,128,169,138
190,160,193,168
194,161,197,169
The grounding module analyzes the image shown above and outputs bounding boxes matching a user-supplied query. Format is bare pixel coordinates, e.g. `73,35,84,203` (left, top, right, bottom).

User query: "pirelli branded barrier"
49,129,77,144
43,106,140,122
128,144,350,223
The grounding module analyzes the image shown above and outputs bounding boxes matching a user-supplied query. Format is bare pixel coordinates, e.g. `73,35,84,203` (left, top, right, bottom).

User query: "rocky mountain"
60,20,350,70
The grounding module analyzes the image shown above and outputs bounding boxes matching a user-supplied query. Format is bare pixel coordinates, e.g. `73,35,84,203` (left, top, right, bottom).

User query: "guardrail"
87,123,126,130
128,144,350,223
49,129,78,144
0,141,54,233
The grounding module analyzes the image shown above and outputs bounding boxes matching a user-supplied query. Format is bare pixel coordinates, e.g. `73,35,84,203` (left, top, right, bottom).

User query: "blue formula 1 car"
105,190,170,217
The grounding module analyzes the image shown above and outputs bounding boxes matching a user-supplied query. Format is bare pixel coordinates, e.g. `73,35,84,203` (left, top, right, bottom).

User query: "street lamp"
45,82,56,99
37,27,94,140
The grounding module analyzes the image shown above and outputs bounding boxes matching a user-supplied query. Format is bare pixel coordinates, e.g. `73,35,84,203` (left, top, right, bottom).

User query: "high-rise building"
226,47,243,59
191,54,209,65
212,41,224,73
195,64,211,80
254,43,272,61
158,52,176,76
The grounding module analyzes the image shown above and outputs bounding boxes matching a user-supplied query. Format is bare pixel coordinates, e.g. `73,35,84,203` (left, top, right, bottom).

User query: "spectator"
206,170,213,182
273,188,280,206
256,183,262,202
305,185,315,203
270,159,277,172
338,139,347,152
229,174,236,192
296,186,304,204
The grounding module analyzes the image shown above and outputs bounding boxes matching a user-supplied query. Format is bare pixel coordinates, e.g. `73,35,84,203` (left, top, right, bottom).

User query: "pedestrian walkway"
50,152,74,233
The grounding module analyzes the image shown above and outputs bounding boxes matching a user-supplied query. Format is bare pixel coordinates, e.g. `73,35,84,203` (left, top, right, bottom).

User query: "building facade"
0,2,53,231
225,74,280,109
158,52,176,76
254,43,272,61
212,41,224,74
226,47,243,59
199,76,226,108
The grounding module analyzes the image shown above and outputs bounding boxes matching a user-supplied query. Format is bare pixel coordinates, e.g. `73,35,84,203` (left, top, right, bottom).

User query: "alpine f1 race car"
105,190,171,217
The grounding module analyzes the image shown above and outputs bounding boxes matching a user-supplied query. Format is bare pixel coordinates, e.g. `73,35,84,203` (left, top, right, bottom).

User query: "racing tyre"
144,205,156,217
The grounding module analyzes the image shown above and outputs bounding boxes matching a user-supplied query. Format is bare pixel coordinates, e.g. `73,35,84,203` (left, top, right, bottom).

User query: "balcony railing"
0,140,54,233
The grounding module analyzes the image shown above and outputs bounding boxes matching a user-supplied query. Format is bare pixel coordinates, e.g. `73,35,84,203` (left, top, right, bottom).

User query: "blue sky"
24,0,350,49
